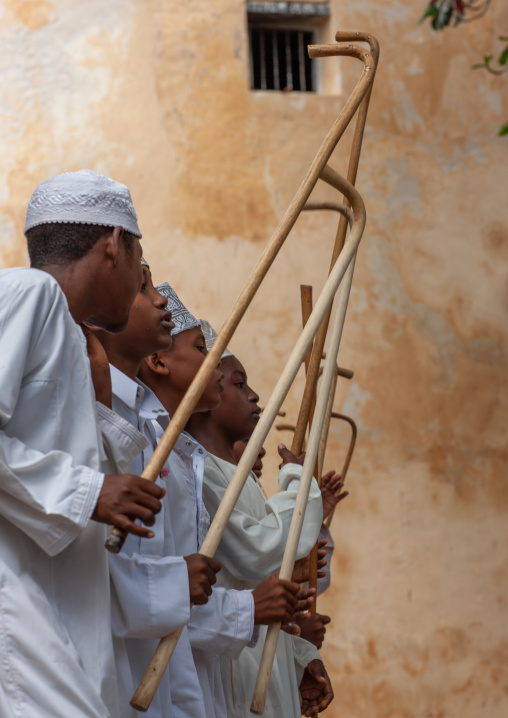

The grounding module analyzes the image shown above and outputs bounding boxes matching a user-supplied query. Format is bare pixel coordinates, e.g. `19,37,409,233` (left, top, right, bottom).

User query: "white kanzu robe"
108,367,205,718
202,454,324,718
109,370,254,718
0,268,120,718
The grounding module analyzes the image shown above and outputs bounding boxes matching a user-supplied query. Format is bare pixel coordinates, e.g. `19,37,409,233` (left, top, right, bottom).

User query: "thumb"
277,443,292,461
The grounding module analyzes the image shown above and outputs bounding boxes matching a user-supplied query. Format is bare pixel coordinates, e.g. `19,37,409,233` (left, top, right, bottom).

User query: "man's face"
108,234,144,332
88,231,143,333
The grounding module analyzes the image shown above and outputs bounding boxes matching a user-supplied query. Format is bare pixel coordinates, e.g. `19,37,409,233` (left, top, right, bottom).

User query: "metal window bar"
260,30,267,90
249,27,314,92
249,28,255,90
272,31,280,90
285,30,292,90
298,31,306,91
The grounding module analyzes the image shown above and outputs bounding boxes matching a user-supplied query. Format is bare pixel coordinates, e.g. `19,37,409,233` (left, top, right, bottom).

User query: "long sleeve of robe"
107,369,206,718
155,427,256,717
201,453,323,718
0,268,119,718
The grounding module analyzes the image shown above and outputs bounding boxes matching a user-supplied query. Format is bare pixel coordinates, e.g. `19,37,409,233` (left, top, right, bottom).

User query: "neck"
108,350,142,382
186,412,237,464
41,264,97,324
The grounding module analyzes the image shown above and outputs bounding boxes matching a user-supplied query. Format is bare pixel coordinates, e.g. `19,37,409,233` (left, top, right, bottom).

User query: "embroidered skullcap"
156,283,200,336
199,319,234,360
24,169,142,237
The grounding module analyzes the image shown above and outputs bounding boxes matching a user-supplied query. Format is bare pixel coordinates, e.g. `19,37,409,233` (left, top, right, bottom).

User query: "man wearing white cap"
0,170,165,718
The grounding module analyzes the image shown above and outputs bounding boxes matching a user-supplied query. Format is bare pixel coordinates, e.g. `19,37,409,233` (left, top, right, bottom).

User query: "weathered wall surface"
1,1,507,716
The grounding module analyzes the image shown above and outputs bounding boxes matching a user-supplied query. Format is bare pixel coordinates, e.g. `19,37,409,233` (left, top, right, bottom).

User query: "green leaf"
418,5,437,24
497,36,508,42
498,46,508,66
498,123,508,137
471,63,485,69
483,54,493,64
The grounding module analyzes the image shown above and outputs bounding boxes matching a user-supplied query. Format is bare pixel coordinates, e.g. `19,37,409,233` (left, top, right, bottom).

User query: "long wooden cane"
251,250,360,713
290,32,378,458
299,286,321,614
105,38,375,556
132,166,365,711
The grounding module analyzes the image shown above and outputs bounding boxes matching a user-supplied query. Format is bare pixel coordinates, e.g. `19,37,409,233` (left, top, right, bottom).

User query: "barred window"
249,28,314,92
247,2,330,93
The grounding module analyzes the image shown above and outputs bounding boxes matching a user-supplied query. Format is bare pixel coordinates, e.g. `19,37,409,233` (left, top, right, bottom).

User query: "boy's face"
212,356,260,442
161,326,224,410
105,264,174,359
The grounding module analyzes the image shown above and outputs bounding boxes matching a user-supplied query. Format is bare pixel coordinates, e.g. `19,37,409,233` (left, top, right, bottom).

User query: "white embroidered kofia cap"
199,319,234,360
24,169,142,237
156,283,200,336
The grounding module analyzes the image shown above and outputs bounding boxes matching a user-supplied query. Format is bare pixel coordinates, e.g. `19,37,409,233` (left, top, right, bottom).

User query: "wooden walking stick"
291,31,378,459
130,35,376,710
105,35,376,557
251,247,360,713
132,165,365,712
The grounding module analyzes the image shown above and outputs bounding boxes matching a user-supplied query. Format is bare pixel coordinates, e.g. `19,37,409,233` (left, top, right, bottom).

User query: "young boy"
92,263,221,718
95,272,303,718
233,440,347,650
186,326,334,717
0,170,164,718
138,284,311,718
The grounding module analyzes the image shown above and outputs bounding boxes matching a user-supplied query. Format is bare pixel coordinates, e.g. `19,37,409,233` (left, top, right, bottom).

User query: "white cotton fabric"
108,370,254,718
0,268,118,718
149,416,256,718
202,454,324,718
24,169,142,236
108,367,203,718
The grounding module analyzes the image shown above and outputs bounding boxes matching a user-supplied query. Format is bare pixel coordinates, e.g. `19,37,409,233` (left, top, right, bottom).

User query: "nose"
249,386,260,403
155,290,168,310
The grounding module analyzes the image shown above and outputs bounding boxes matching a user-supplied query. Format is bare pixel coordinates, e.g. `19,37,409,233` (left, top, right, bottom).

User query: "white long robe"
147,409,256,718
108,367,205,718
202,454,324,718
0,268,120,718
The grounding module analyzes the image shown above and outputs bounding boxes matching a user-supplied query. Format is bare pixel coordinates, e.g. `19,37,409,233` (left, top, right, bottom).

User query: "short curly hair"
26,223,136,268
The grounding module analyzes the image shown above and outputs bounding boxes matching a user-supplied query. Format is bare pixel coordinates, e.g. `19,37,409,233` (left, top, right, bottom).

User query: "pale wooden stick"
131,167,366,712
106,39,374,555
251,255,358,713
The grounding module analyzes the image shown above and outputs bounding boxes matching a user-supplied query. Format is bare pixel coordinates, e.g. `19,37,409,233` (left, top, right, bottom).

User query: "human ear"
143,353,170,376
104,226,124,267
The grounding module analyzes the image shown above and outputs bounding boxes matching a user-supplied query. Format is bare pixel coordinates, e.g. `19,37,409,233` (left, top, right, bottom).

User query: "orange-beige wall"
1,1,507,716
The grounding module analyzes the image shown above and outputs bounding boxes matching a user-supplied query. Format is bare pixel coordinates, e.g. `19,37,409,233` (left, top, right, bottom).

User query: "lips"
161,313,175,330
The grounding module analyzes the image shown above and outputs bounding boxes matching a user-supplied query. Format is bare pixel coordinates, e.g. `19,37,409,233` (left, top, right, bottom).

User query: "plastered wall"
1,1,507,716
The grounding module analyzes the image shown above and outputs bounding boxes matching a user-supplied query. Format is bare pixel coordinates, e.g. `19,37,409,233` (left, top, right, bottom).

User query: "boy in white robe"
92,262,221,718
0,171,165,718
137,284,312,718
232,442,347,650
186,330,334,717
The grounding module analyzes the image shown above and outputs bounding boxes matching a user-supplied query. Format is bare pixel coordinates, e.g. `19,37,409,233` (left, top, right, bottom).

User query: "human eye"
235,382,245,389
